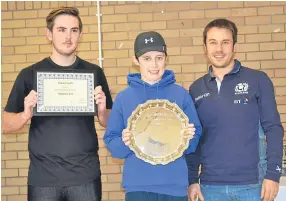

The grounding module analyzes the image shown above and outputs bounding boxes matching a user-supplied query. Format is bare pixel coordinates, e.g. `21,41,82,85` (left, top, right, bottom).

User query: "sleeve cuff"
189,177,199,186
265,171,281,183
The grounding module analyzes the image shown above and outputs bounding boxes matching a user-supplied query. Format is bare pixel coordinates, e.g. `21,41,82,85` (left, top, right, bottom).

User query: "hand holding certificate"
33,69,97,116
94,86,107,114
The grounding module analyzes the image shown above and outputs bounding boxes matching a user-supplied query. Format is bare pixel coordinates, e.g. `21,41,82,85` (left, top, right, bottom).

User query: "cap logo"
145,37,154,44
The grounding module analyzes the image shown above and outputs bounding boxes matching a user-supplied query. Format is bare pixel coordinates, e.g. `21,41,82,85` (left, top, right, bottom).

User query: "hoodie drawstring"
143,82,147,102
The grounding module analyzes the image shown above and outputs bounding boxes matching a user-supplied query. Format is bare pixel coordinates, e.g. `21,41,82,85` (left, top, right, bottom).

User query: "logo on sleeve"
276,165,282,173
235,83,249,95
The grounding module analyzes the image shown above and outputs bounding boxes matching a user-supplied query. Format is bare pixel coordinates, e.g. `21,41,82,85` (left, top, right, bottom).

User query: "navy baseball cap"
134,31,167,57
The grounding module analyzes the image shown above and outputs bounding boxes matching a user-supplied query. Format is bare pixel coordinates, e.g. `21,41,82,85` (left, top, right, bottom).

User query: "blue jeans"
126,192,188,201
200,183,262,201
28,178,101,201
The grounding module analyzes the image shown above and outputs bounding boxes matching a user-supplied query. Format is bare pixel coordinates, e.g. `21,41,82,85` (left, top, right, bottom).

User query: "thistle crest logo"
235,83,249,95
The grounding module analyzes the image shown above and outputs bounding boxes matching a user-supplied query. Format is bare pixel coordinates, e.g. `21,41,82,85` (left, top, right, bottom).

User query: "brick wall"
1,1,286,201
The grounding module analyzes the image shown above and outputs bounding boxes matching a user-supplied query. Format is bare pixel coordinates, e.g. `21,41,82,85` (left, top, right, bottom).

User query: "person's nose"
65,30,71,40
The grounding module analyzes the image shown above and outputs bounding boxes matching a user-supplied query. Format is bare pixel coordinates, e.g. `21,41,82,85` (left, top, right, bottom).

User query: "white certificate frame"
33,69,97,116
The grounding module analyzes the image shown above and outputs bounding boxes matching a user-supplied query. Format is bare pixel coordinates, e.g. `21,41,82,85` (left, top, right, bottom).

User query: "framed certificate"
33,69,97,116
127,99,191,165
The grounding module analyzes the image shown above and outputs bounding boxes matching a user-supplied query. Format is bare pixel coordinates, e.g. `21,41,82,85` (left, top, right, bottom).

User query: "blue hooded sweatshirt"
104,70,202,196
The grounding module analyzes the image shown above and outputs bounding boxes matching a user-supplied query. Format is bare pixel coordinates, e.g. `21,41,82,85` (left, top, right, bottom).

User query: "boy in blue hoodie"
104,31,202,201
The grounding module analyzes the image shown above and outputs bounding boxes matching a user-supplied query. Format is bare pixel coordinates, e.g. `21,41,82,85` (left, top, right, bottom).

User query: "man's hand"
261,179,279,201
188,183,204,201
122,129,132,146
22,90,37,121
183,123,196,140
94,86,106,113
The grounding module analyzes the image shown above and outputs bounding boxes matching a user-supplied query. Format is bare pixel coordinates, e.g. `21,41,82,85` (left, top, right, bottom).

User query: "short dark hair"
46,7,83,32
203,18,238,46
135,52,167,61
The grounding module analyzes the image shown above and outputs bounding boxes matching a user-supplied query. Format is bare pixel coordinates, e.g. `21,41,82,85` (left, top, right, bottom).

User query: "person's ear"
133,56,140,66
233,43,237,53
204,43,207,53
46,28,53,42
